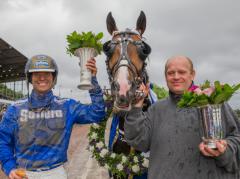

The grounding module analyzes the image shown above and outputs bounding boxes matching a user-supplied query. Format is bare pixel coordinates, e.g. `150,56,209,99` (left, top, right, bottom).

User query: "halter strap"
109,30,144,83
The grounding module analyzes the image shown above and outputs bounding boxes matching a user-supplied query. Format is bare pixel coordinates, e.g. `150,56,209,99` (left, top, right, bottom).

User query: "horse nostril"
119,95,128,104
111,81,120,91
119,95,125,103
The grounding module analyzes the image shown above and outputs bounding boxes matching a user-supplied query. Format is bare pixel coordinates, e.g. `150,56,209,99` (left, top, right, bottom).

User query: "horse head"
103,11,151,111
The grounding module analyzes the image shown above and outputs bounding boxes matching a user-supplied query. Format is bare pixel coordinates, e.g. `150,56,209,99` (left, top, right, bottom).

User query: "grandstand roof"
0,38,28,83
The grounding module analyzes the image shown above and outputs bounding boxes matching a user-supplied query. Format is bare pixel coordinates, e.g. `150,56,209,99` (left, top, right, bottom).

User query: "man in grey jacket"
124,56,240,179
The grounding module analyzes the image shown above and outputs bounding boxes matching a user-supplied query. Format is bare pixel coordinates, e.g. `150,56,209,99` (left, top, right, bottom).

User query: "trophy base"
77,83,93,90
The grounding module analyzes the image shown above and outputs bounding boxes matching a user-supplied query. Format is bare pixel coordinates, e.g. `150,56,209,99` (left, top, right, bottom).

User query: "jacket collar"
29,90,54,109
169,91,182,103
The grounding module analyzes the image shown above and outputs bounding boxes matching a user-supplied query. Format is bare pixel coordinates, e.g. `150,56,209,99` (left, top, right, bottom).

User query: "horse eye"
142,42,151,55
137,41,151,60
103,41,115,57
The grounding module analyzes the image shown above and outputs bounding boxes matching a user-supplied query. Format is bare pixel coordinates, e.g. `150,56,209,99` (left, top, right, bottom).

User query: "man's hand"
134,83,149,108
86,58,97,76
9,168,28,179
199,140,227,157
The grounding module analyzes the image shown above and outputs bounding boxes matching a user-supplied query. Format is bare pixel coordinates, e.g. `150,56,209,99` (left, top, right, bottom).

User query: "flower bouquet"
66,31,103,90
178,80,240,148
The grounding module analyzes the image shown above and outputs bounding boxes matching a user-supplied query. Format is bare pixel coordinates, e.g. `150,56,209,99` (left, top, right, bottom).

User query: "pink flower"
202,87,215,97
188,85,199,92
193,87,203,95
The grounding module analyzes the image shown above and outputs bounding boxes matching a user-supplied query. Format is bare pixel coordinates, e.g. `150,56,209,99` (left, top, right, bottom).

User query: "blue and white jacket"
0,77,105,176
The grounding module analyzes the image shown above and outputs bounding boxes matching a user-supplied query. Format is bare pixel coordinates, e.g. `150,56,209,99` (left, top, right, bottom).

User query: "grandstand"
0,38,28,177
0,38,28,102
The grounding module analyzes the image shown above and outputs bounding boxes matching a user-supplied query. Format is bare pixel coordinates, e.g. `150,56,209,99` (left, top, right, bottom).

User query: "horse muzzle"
112,85,137,111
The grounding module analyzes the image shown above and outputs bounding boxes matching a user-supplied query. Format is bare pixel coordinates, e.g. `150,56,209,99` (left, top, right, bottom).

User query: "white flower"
142,158,149,168
132,165,140,173
103,95,107,100
133,156,139,163
116,164,123,171
100,149,108,158
89,146,94,152
96,141,104,149
110,153,116,158
92,123,100,129
90,132,97,140
121,156,127,163
104,164,110,170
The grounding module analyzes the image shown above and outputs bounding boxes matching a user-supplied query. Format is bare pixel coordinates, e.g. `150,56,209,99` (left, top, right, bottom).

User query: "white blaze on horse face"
116,59,131,96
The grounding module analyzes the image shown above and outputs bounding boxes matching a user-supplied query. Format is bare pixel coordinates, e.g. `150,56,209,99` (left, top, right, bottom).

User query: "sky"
1,0,240,108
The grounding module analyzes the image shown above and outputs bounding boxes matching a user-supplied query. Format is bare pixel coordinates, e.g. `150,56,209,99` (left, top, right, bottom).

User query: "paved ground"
0,125,110,179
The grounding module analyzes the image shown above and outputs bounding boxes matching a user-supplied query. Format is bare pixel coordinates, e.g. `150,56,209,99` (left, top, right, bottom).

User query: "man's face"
31,72,54,95
165,58,195,94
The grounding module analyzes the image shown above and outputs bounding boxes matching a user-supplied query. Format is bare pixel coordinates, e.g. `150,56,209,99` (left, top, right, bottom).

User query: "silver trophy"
199,104,224,149
74,48,97,90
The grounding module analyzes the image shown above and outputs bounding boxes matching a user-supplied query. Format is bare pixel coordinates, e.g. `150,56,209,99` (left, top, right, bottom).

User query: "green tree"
0,84,25,100
151,83,168,100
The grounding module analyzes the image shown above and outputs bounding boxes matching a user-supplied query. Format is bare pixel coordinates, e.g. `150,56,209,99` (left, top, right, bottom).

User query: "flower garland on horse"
88,84,168,178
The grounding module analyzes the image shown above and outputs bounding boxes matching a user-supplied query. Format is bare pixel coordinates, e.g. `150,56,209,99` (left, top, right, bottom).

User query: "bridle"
103,29,151,92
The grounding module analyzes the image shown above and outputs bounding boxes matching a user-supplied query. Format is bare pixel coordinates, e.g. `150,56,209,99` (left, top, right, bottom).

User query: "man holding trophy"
124,56,240,179
0,54,105,179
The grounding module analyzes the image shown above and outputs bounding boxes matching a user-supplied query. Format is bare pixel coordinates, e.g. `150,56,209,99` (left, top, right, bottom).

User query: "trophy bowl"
199,104,224,149
74,48,97,90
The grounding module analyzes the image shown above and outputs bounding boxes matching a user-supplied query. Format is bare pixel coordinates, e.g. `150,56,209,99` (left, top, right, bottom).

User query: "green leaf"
152,83,168,100
233,84,240,92
201,80,210,89
66,31,104,56
96,32,104,40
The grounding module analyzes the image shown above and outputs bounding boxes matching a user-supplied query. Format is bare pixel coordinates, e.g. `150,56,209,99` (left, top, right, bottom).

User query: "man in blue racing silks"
0,54,105,179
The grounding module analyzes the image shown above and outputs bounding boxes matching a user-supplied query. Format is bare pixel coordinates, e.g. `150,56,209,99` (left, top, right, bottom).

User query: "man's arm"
0,106,17,176
71,76,105,124
70,58,105,124
124,104,156,152
215,103,240,172
124,82,154,152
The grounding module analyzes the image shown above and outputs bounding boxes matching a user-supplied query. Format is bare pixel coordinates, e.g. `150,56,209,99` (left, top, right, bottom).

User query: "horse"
103,11,151,112
103,11,152,179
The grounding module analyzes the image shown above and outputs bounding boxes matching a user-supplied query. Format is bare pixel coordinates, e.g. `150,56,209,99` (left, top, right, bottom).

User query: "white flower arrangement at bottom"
88,105,149,178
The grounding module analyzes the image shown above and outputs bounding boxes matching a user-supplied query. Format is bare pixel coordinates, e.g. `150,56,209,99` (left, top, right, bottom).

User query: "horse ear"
136,11,146,36
106,12,118,35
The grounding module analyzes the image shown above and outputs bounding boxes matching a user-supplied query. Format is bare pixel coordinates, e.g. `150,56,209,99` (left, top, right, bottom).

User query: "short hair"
164,56,194,75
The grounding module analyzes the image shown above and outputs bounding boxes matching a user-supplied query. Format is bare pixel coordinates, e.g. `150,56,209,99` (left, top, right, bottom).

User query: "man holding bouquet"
124,56,240,179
